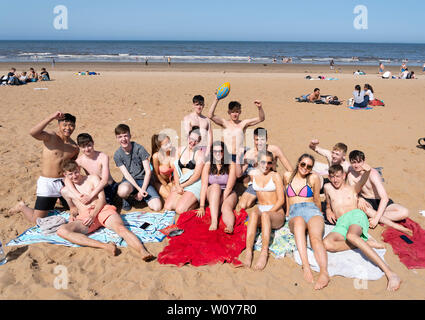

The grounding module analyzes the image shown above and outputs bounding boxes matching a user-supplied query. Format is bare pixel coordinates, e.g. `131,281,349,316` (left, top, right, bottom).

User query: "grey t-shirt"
114,142,150,180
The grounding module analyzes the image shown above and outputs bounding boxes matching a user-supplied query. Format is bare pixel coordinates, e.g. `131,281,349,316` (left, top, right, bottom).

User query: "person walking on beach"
330,59,335,70
9,111,79,223
379,62,384,74
58,160,155,261
323,164,401,291
168,56,171,66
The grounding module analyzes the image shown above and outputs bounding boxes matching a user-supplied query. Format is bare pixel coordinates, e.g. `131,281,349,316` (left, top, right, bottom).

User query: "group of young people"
9,90,410,292
1,67,50,85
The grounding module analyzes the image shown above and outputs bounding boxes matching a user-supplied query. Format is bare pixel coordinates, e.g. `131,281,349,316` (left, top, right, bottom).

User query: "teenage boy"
347,150,411,235
323,164,401,292
9,111,79,223
59,160,154,261
237,127,293,209
113,124,162,211
64,133,118,205
183,95,213,153
208,94,265,163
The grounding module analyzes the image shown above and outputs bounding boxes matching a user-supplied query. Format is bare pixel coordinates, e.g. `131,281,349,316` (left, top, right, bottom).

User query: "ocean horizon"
1,40,424,66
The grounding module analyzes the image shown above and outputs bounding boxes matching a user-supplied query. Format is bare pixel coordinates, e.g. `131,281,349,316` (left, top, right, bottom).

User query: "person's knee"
399,207,409,219
56,225,69,238
323,237,335,252
148,198,162,212
175,201,189,215
346,232,360,244
117,184,132,198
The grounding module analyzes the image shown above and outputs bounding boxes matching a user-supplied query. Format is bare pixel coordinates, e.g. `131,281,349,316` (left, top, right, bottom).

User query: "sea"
0,40,424,66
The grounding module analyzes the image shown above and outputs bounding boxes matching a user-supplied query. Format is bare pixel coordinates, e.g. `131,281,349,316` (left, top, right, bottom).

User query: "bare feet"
105,243,119,256
8,201,25,215
209,221,218,231
142,254,156,262
253,251,268,271
314,272,330,290
242,250,253,268
302,266,314,284
402,228,413,237
224,224,234,234
387,273,401,291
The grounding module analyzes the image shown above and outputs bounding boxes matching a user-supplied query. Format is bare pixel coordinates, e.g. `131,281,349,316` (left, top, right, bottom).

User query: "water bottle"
0,240,7,266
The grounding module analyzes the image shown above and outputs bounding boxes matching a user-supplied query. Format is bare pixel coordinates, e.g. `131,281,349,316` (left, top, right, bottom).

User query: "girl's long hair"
209,141,230,175
288,153,315,185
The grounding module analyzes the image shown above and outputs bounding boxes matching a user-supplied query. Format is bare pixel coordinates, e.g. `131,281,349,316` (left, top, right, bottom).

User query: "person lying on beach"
183,95,213,155
314,95,341,105
208,92,265,163
58,160,155,261
197,141,237,232
64,133,118,206
164,126,205,215
237,127,292,210
242,151,285,270
113,124,162,212
27,68,38,82
151,133,176,200
296,88,321,102
323,164,401,292
9,111,79,224
347,150,412,236
283,154,329,290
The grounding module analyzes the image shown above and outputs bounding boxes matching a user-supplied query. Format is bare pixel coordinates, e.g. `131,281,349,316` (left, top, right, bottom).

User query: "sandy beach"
1,62,424,300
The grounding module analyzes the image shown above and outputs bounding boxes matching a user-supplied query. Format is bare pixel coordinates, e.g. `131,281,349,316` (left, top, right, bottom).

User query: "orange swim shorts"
76,204,117,233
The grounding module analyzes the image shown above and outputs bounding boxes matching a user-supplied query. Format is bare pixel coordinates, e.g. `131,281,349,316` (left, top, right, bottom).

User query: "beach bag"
369,99,385,106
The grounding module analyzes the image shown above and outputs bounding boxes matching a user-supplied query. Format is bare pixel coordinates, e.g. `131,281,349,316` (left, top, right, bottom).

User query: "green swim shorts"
332,209,369,241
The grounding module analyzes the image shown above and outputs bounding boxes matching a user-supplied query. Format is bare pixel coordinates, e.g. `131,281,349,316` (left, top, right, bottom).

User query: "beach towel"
382,218,425,269
7,210,176,248
157,208,248,267
293,224,386,280
254,220,296,258
369,99,385,106
348,106,372,110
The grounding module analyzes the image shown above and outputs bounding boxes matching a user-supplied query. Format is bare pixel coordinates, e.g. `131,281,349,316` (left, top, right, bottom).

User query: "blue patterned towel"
254,220,296,258
7,210,176,248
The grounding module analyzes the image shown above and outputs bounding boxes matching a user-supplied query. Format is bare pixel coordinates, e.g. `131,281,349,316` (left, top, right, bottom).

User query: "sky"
0,0,424,43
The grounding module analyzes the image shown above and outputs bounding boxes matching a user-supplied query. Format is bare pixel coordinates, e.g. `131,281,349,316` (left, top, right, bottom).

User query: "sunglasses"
213,149,223,154
300,162,313,170
260,160,273,166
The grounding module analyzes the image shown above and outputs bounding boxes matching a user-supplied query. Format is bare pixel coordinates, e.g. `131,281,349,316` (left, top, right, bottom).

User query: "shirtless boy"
347,150,411,235
64,133,118,205
9,111,79,223
237,127,293,209
183,95,213,153
58,160,154,261
298,88,321,102
323,164,401,291
114,124,162,212
309,139,350,173
208,94,265,164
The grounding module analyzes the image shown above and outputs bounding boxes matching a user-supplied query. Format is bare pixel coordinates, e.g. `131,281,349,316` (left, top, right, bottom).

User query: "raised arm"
30,111,64,141
242,100,265,127
207,96,226,127
309,139,332,164
354,162,372,194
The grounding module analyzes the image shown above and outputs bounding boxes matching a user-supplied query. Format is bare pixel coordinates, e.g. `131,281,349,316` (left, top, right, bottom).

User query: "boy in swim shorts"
58,160,154,261
9,111,79,224
323,164,401,292
347,150,411,235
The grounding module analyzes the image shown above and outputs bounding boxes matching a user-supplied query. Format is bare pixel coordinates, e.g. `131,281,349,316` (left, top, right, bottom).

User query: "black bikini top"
178,147,196,170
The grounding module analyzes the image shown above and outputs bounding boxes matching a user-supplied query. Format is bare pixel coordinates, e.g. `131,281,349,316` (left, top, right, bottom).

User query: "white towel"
293,224,386,280
36,216,67,235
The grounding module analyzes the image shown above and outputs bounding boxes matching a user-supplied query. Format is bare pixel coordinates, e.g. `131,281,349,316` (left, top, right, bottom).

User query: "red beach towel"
157,208,248,267
381,218,425,269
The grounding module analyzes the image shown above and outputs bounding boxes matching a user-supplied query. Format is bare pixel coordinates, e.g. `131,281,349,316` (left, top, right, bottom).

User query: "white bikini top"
252,176,276,192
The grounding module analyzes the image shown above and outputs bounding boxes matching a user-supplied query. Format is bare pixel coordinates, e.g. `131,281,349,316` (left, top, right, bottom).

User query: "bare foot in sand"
303,266,314,284
367,238,385,249
142,254,156,262
253,251,268,271
105,243,119,256
387,273,401,291
224,224,233,234
314,272,330,290
242,250,253,268
8,201,25,215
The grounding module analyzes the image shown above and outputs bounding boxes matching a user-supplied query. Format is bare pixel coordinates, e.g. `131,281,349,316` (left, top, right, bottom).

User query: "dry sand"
0,62,424,300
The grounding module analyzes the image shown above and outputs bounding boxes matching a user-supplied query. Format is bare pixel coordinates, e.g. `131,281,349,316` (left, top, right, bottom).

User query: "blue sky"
0,0,424,43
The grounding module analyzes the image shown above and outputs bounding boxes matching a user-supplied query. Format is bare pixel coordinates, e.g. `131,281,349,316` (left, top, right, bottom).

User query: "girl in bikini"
164,126,205,215
197,141,237,233
242,151,285,270
151,133,176,200
283,154,329,290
